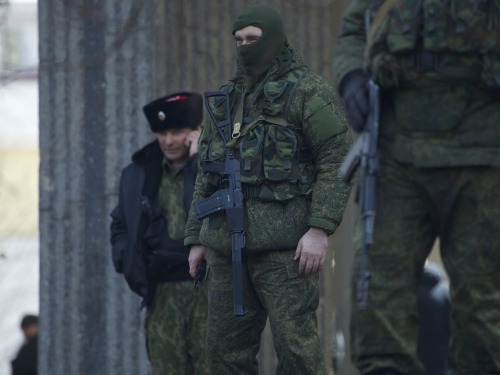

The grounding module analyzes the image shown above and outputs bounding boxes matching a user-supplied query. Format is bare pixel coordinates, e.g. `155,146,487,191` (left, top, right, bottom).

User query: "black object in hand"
194,259,207,285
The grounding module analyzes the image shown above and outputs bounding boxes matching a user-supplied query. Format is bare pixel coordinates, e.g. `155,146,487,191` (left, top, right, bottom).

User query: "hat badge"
158,111,166,121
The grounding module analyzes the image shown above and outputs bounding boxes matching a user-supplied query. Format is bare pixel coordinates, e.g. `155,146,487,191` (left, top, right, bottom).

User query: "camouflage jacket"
184,47,352,254
334,0,500,88
333,0,500,167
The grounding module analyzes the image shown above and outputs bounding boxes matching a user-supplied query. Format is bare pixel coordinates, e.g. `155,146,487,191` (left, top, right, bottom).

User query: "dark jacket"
110,140,198,307
11,336,37,375
417,262,451,375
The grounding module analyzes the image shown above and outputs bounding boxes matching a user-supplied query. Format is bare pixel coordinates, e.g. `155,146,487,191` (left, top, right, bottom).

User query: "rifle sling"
365,0,401,69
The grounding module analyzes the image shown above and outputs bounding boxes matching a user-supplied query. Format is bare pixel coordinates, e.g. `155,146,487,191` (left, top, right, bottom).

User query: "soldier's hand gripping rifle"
193,90,248,317
338,79,380,310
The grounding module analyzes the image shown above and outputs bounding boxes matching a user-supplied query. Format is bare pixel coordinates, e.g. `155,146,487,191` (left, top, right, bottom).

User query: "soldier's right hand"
188,245,208,279
339,69,370,132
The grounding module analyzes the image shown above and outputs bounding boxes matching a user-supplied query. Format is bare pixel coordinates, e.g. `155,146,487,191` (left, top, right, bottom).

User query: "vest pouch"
393,84,470,132
262,80,288,116
263,124,297,182
264,181,301,202
239,126,266,184
385,0,421,54
421,0,448,51
444,0,499,53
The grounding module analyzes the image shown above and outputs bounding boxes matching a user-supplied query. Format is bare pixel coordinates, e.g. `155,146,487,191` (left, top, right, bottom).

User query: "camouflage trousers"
206,248,326,375
350,159,500,375
145,280,209,375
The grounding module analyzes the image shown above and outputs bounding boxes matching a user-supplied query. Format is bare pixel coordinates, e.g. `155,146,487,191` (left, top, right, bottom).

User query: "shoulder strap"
370,0,401,42
284,67,308,119
365,0,401,69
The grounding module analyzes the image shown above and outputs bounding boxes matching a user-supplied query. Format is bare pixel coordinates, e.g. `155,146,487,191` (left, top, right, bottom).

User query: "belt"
399,50,482,83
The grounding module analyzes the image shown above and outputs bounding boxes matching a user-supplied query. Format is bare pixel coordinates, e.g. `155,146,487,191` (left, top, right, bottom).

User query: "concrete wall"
38,1,157,373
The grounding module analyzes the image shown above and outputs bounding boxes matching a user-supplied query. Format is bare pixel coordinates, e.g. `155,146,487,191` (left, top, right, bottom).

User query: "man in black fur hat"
110,92,208,375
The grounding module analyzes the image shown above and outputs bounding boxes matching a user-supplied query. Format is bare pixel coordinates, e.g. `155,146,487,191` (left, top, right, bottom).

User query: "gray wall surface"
38,1,355,374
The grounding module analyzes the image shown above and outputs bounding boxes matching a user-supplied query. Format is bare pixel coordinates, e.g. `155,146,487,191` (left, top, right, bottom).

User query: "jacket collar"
131,140,163,165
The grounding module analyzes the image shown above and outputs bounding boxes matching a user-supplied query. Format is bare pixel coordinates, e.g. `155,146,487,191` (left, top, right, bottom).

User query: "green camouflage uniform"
145,160,209,375
334,1,500,374
184,45,352,374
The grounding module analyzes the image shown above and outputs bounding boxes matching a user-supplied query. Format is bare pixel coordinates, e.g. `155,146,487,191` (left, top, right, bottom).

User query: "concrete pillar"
38,1,157,373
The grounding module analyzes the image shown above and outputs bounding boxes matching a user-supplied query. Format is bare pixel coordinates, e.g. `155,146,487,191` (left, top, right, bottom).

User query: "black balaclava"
232,4,287,83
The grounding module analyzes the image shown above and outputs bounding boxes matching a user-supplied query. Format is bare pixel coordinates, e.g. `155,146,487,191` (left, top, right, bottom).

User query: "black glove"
339,70,370,132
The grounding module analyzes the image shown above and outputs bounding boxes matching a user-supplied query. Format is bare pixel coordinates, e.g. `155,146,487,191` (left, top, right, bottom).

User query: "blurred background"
0,0,38,374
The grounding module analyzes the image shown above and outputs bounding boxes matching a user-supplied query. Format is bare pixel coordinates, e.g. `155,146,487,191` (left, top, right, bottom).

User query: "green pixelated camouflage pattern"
201,65,316,200
205,249,327,375
350,161,500,374
334,2,500,373
333,0,500,168
159,161,187,241
185,47,352,253
145,281,209,375
334,0,500,88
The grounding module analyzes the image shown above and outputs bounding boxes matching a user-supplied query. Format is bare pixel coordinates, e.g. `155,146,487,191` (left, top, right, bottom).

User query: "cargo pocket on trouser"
256,252,324,375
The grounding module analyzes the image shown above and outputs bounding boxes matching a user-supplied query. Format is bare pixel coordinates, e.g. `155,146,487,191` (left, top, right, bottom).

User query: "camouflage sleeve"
300,77,353,235
333,0,369,88
184,119,211,247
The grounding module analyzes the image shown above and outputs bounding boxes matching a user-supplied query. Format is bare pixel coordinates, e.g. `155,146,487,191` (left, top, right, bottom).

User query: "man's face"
234,26,262,46
22,324,38,339
156,128,192,165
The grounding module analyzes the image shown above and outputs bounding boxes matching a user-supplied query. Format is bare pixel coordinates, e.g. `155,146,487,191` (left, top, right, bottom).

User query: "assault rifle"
338,78,380,310
193,90,248,317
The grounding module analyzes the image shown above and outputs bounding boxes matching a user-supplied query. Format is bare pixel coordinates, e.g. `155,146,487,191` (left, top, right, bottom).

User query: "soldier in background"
185,4,352,374
110,92,208,374
11,314,38,375
333,1,500,374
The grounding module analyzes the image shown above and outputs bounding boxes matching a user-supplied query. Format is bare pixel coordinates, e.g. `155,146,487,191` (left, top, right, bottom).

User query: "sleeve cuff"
184,236,201,247
308,217,338,236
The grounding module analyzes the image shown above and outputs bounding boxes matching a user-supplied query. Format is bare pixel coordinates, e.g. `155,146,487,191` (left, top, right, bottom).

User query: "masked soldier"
185,4,352,375
333,1,500,374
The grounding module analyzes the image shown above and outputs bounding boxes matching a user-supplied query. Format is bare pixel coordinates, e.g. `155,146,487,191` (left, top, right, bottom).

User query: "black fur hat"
142,92,203,132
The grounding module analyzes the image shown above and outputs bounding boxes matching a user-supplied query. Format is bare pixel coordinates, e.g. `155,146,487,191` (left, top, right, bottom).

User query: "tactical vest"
200,67,315,202
369,0,500,88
